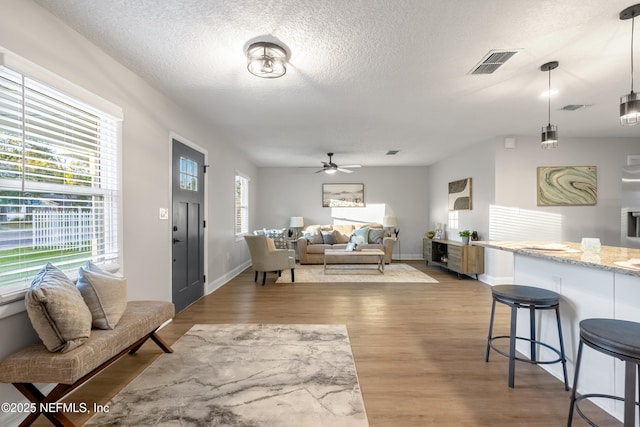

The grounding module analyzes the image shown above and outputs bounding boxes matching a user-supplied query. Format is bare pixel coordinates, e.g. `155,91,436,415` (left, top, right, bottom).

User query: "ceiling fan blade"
340,164,361,168
337,168,353,173
315,169,326,173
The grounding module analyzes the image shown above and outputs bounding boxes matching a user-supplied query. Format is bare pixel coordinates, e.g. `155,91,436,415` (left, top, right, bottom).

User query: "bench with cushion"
0,263,175,426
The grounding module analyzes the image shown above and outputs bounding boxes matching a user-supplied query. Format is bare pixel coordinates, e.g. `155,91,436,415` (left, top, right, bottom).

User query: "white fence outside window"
32,209,94,251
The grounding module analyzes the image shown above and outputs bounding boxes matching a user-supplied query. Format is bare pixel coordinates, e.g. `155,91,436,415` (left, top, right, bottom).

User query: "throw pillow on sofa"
303,226,323,244
369,228,385,244
352,227,369,245
77,261,128,330
25,263,92,353
321,230,336,244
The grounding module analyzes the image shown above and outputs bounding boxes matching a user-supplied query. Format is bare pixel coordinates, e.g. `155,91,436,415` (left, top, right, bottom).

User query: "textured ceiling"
34,0,639,168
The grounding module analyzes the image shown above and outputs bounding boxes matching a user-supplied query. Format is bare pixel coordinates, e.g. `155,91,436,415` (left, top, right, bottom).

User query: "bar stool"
485,284,569,389
568,318,640,427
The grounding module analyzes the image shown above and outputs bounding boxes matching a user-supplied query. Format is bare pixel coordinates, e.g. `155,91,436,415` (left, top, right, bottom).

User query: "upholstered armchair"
244,235,296,285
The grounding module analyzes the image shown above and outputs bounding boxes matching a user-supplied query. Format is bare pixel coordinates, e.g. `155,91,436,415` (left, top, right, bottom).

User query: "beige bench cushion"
0,300,174,384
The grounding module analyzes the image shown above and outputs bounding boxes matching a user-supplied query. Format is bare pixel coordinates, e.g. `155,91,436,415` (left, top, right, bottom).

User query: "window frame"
0,51,123,304
234,172,250,239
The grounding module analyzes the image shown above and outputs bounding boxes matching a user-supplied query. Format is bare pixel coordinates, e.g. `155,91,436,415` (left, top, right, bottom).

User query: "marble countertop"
473,241,640,277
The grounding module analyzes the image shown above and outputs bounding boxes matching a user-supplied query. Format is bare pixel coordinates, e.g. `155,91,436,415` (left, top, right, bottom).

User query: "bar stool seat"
485,284,569,389
568,318,640,426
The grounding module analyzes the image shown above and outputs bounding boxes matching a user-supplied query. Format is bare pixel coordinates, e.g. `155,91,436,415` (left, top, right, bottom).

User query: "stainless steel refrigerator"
622,164,640,249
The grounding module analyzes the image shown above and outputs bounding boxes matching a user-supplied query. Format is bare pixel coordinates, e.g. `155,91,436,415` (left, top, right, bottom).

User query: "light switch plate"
159,208,169,220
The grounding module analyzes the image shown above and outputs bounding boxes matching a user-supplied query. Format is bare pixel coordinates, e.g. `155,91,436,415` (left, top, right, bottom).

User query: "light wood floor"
47,261,620,426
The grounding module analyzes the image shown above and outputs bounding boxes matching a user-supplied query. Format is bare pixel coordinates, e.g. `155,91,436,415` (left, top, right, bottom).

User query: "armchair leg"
254,271,258,282
262,272,266,286
291,269,295,283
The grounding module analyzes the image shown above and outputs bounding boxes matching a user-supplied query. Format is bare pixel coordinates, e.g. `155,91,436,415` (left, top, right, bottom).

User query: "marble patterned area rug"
276,263,438,283
86,324,369,427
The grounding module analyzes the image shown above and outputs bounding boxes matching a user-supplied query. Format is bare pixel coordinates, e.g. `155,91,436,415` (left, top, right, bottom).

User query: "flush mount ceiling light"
620,4,640,125
246,42,287,78
540,61,559,149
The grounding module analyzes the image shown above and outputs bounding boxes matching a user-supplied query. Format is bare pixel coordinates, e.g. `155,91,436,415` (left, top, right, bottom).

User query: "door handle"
173,238,182,244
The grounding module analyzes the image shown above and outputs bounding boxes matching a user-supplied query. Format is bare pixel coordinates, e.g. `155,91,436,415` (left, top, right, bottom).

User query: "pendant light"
620,4,640,125
540,61,559,149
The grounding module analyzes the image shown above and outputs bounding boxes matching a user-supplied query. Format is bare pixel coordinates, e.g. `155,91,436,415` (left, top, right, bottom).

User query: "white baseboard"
478,273,514,286
205,260,251,295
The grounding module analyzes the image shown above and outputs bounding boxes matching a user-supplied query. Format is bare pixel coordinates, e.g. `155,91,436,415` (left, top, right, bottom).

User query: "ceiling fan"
315,153,361,174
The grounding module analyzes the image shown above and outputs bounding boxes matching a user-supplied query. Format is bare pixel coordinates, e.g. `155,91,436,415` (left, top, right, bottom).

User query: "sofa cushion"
333,230,351,243
306,244,333,254
369,228,385,244
264,228,287,249
25,263,93,353
333,224,355,235
77,262,128,330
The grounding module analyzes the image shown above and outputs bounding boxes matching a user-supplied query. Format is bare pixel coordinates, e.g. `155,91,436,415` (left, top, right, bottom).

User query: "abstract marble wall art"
537,166,597,206
448,177,472,210
86,324,369,427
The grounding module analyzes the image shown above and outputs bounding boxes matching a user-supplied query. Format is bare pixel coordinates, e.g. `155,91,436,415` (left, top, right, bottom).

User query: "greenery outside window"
234,173,249,237
0,65,122,301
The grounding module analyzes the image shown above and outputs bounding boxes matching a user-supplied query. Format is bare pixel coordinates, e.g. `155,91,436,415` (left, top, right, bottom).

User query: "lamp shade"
382,216,397,228
289,216,304,228
620,91,640,125
541,124,558,149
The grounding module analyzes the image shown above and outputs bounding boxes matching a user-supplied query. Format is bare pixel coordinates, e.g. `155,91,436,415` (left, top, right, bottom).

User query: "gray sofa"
296,223,395,264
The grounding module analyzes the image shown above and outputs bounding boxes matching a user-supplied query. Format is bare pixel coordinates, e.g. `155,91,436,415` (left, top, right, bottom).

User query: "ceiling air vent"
470,50,518,75
561,104,590,111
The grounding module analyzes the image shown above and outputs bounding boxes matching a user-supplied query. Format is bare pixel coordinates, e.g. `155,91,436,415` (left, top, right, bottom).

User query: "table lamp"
289,216,304,239
382,215,397,237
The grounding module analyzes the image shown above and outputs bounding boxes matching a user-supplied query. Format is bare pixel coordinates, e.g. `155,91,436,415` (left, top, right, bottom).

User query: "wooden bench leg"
13,329,173,426
129,329,173,354
14,383,75,427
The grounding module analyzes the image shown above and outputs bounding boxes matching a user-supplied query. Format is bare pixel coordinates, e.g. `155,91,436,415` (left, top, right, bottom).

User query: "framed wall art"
537,166,597,206
448,178,472,210
322,183,365,207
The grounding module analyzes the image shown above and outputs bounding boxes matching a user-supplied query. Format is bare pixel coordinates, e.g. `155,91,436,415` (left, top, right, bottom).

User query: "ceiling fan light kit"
246,42,287,78
540,61,559,149
315,153,361,174
620,4,640,125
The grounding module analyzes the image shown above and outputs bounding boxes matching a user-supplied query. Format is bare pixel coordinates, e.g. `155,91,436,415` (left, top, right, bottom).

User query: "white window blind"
235,174,249,236
0,65,121,299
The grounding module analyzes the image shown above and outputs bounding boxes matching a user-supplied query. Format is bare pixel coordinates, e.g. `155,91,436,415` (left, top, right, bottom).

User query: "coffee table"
324,248,385,274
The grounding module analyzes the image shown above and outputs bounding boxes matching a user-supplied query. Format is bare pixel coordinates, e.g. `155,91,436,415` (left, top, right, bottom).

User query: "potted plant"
459,230,471,245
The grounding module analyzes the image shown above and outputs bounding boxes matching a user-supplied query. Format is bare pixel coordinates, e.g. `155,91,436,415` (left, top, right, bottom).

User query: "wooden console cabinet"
423,238,484,278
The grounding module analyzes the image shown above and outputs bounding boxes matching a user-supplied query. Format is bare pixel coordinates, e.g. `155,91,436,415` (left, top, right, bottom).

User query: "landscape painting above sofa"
322,183,365,207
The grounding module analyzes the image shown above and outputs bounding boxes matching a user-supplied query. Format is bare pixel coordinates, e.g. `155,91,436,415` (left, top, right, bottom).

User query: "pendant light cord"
631,16,635,93
548,68,552,125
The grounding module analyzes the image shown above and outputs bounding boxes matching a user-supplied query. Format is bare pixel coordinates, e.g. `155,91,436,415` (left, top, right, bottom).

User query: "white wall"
0,1,255,422
256,166,429,259
427,135,640,285
494,136,640,245
427,139,496,240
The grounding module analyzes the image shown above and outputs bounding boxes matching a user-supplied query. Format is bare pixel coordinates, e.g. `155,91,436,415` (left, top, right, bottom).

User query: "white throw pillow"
77,262,128,330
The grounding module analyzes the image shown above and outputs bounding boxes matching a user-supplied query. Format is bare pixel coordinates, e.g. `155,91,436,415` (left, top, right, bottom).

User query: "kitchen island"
474,241,640,424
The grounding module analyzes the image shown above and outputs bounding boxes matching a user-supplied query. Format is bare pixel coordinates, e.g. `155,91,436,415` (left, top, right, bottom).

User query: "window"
179,156,198,191
0,65,121,300
234,173,249,236
448,210,459,230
